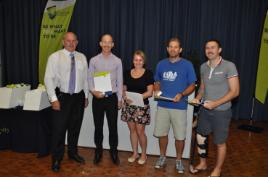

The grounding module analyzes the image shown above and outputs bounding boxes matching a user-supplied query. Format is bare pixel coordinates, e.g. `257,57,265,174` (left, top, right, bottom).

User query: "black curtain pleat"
0,0,47,88
0,0,268,120
0,1,5,86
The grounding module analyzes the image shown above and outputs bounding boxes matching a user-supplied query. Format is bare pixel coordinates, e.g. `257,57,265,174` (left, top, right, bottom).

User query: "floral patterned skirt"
121,103,150,125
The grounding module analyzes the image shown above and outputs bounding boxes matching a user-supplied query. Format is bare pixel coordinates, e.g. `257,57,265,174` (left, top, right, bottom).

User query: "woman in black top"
121,50,154,165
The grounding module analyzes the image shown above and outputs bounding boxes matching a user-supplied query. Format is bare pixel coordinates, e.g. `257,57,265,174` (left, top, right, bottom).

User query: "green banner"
39,0,76,83
255,10,268,104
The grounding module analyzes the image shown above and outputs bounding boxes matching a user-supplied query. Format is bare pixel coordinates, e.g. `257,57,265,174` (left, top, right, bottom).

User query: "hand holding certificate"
187,99,204,107
154,91,174,102
125,91,144,107
93,72,112,95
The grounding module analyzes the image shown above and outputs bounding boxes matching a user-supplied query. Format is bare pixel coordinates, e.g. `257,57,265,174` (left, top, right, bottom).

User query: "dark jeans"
92,93,118,151
51,91,85,161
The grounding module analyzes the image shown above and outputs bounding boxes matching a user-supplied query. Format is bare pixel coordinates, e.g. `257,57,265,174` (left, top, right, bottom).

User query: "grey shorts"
196,108,232,144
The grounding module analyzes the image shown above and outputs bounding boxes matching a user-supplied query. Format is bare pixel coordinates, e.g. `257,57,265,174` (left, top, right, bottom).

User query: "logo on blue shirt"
163,71,177,81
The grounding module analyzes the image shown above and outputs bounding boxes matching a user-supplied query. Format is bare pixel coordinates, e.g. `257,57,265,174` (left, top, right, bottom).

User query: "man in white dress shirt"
44,32,89,172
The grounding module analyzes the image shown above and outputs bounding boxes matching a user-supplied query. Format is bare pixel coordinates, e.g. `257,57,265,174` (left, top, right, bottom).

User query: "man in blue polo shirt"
190,39,239,177
153,37,196,173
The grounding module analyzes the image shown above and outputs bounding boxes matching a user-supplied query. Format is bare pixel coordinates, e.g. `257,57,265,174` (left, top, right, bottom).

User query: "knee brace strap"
196,133,208,158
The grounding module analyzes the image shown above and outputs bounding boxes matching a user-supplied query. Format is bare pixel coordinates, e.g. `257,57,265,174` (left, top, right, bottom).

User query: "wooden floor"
0,120,267,177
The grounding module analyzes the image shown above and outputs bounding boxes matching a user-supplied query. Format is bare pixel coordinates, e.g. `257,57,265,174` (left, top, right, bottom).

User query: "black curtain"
0,0,47,88
0,0,268,120
0,1,4,86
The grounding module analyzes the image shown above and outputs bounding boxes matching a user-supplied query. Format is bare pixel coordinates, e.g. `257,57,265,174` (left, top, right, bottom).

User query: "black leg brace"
196,133,208,158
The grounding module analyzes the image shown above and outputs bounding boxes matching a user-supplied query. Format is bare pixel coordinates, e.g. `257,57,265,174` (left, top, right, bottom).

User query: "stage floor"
0,120,267,177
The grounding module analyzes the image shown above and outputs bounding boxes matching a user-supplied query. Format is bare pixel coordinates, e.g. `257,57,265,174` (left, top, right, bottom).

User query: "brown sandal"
189,166,207,174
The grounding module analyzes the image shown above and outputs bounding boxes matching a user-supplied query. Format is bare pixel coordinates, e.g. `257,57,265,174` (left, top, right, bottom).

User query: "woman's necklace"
131,68,145,78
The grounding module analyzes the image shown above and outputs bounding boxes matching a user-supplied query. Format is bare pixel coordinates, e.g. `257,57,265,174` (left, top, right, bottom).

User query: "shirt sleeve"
116,59,123,101
82,55,89,99
146,69,155,85
44,53,58,102
187,62,197,85
226,62,238,78
200,63,205,80
88,58,95,92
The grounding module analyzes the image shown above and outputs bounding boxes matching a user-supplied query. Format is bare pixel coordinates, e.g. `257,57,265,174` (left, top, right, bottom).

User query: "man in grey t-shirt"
190,39,240,177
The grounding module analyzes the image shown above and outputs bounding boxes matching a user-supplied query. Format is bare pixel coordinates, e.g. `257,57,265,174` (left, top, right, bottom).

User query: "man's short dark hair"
205,39,222,48
167,37,181,47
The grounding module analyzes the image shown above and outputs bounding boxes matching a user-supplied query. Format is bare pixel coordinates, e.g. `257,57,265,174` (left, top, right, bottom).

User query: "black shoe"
51,160,60,172
69,154,85,164
93,149,103,164
110,150,120,165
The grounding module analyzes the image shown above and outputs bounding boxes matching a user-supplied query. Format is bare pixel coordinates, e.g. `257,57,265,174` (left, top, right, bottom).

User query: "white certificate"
126,91,144,107
154,95,174,102
154,91,174,102
93,72,112,93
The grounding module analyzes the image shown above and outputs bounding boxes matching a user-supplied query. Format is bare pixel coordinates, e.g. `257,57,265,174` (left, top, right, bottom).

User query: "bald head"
101,34,113,42
63,32,77,40
100,34,114,55
62,32,78,52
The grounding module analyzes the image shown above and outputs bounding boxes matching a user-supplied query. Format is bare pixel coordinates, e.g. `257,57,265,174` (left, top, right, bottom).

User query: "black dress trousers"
92,93,118,151
51,91,85,161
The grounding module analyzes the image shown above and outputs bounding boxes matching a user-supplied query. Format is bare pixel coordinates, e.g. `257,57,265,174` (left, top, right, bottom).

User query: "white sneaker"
154,156,166,168
176,160,184,174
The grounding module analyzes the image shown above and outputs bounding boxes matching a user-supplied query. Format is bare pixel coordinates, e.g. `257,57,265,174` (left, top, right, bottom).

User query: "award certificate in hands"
125,91,144,107
187,100,204,107
93,72,112,94
154,91,174,102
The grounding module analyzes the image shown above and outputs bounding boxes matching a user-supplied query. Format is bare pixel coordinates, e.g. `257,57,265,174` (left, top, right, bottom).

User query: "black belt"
104,93,117,98
60,90,83,96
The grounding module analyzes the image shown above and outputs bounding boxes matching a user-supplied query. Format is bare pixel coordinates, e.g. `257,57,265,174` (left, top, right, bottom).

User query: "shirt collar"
207,56,223,68
168,57,182,63
63,48,76,57
100,52,113,58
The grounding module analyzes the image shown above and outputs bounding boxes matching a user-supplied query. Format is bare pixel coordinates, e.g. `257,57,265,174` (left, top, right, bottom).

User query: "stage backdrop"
1,0,268,120
39,0,76,83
